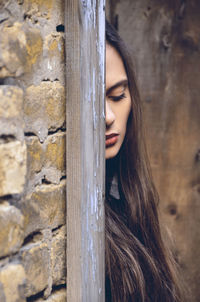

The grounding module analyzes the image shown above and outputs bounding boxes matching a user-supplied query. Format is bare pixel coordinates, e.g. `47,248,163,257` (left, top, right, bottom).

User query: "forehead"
106,44,127,89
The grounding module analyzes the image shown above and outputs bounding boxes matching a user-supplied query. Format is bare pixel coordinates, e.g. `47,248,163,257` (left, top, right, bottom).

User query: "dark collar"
109,174,120,200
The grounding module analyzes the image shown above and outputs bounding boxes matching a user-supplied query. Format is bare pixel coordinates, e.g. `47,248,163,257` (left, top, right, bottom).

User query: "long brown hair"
105,21,182,302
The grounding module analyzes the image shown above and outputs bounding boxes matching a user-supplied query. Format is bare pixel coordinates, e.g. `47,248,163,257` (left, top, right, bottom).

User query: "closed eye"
108,93,126,102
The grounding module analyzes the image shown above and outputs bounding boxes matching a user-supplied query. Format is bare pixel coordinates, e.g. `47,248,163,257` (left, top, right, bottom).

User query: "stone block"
43,33,65,80
0,141,27,196
0,22,26,78
45,133,66,176
23,0,64,32
24,81,65,141
35,289,66,302
0,86,23,119
44,34,64,60
0,0,8,10
26,132,66,186
51,226,66,285
22,181,66,236
26,136,43,179
25,25,43,71
0,202,24,258
21,241,49,297
23,0,54,21
0,22,42,78
0,85,24,140
0,264,26,302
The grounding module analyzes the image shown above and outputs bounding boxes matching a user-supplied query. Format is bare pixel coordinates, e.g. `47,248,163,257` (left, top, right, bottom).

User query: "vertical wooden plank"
111,1,200,301
65,1,105,302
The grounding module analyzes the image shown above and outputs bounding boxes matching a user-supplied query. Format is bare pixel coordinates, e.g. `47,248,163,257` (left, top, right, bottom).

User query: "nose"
106,100,115,127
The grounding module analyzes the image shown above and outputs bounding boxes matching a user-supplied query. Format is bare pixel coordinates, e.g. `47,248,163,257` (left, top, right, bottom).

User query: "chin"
105,146,120,159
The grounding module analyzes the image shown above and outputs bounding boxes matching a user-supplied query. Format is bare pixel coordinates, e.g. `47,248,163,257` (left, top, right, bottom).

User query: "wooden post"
110,1,200,301
65,1,105,302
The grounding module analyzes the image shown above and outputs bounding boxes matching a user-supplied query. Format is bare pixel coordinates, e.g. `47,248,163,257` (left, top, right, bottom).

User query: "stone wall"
107,1,200,301
0,1,66,301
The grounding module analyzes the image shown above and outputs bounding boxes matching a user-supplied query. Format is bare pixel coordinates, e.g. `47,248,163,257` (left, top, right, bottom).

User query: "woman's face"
106,44,131,159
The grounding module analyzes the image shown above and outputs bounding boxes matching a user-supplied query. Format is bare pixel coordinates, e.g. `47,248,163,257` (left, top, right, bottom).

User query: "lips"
106,133,118,139
105,133,119,147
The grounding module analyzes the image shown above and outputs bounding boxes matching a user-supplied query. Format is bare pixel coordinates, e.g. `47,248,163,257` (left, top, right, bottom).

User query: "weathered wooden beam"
65,1,105,301
111,1,200,301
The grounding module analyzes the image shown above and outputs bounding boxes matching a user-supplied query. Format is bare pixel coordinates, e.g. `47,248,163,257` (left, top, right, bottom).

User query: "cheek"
121,99,131,132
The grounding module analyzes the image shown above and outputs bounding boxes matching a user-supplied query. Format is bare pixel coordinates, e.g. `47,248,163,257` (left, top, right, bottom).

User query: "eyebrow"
106,79,128,95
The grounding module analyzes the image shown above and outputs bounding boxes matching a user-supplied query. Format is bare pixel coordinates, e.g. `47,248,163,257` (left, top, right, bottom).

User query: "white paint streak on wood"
65,0,105,301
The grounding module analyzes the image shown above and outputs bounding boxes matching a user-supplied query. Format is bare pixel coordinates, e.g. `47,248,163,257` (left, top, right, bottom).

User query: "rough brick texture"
0,141,27,196
0,202,24,258
0,85,24,141
24,82,65,142
26,132,66,187
0,86,23,118
35,289,66,302
0,0,66,301
0,22,42,78
23,181,66,237
51,226,66,285
0,264,26,302
21,241,50,296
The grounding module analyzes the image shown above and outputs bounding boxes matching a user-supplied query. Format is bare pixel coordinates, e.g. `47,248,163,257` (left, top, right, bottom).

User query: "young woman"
105,21,182,302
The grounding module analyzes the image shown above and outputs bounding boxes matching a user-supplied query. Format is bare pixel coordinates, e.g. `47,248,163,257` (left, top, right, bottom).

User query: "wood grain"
109,1,200,301
65,1,105,301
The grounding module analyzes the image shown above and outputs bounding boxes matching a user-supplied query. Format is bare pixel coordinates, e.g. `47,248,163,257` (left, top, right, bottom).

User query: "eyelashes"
108,92,126,102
